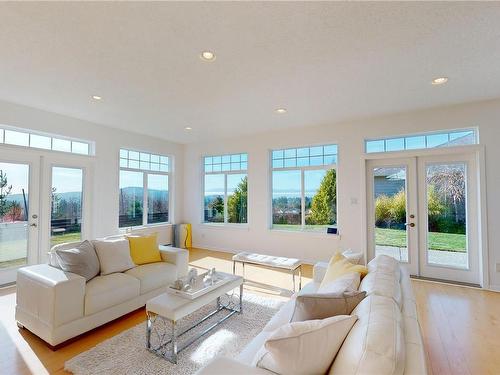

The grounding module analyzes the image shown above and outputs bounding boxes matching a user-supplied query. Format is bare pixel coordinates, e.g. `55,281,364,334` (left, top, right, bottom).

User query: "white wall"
0,99,184,245
183,98,500,290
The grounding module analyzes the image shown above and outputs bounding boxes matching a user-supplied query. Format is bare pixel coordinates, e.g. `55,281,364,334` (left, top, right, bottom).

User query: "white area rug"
65,292,284,375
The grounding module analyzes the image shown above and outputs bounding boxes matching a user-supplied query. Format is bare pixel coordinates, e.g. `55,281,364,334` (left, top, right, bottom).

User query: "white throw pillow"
317,272,361,294
342,249,364,265
93,238,135,275
253,315,357,375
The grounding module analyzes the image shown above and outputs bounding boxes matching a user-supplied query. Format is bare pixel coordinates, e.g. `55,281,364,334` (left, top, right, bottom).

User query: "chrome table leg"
172,320,178,364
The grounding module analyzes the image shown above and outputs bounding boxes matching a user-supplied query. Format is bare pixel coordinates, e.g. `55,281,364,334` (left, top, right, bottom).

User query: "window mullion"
224,173,228,224
143,172,148,226
301,169,305,229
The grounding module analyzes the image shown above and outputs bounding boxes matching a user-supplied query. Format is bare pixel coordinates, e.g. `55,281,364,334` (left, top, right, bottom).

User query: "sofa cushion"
237,330,273,365
93,238,135,275
124,262,177,294
368,254,401,278
254,315,358,375
360,271,403,309
85,273,140,315
329,295,405,375
54,240,100,282
262,299,296,333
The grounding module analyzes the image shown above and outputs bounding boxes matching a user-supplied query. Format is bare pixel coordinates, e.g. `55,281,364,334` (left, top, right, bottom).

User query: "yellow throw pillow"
127,234,162,265
320,252,368,289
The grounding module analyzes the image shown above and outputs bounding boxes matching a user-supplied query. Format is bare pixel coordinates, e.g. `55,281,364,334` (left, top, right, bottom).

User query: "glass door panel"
366,157,418,275
50,167,83,247
418,153,479,285
0,162,30,269
425,163,468,269
372,166,409,262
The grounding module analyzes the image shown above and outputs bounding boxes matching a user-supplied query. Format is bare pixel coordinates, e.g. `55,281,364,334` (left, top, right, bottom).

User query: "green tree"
208,196,224,221
227,176,247,223
307,170,337,225
128,200,143,218
0,170,12,217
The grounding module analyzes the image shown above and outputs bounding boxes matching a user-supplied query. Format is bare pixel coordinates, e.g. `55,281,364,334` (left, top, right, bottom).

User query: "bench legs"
234,260,302,293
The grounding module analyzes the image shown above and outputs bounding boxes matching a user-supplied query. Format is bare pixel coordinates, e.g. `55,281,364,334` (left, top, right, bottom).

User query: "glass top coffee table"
145,270,243,364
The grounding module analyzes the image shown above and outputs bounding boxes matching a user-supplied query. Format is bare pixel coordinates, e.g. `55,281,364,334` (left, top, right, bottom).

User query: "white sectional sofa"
15,229,189,347
197,255,428,375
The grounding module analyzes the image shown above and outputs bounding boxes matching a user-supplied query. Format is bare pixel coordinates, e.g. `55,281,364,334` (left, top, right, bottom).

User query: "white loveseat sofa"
15,230,189,347
197,255,428,375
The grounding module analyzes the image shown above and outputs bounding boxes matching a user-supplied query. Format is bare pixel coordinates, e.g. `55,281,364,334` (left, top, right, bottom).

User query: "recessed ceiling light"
185,126,192,131
92,95,102,100
431,77,448,85
275,108,287,114
200,51,216,62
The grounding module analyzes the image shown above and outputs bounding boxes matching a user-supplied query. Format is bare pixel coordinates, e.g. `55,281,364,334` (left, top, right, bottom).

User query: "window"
0,126,93,155
365,129,477,153
203,153,247,224
119,149,170,228
271,144,337,232
51,167,84,247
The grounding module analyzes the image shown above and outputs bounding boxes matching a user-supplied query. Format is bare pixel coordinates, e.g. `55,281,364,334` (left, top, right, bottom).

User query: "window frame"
119,149,171,229
0,124,94,156
202,153,248,226
365,128,478,154
270,145,338,232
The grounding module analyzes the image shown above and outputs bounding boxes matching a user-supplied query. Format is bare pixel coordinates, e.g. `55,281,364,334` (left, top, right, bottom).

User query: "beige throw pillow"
254,315,358,375
342,249,364,265
291,290,366,322
93,238,135,275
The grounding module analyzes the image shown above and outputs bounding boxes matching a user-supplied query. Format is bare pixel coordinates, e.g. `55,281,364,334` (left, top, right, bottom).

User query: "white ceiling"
1,2,500,144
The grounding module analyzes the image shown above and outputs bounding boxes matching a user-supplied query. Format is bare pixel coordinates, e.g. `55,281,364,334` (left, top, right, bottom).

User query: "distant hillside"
4,187,168,207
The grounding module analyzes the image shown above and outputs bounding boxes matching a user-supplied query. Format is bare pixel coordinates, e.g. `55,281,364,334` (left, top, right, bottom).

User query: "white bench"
232,252,303,292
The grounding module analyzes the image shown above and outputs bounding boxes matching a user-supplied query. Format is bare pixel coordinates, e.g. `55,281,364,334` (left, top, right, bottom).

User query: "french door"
0,149,92,285
367,152,480,285
0,151,40,285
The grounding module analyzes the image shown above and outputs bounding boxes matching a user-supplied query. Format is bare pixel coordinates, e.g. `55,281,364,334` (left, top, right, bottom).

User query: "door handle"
29,223,37,228
405,223,415,228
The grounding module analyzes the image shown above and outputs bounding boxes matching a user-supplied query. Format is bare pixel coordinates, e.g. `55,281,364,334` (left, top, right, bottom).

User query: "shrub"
389,190,406,225
375,194,393,227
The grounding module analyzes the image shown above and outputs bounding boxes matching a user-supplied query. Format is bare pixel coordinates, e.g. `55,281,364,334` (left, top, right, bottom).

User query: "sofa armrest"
313,261,329,283
159,245,189,278
195,358,271,375
16,264,85,328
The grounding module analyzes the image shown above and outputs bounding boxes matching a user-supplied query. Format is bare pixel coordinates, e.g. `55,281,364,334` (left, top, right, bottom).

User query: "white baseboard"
487,284,500,292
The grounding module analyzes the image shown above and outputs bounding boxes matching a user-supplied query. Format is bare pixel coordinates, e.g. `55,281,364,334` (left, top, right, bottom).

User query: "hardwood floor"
0,248,499,374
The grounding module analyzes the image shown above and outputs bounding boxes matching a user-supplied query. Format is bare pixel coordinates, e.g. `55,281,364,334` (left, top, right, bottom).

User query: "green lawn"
376,227,466,252
50,232,82,246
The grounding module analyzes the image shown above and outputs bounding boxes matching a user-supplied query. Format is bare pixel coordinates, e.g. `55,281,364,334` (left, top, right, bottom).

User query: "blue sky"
204,170,328,197
0,162,29,195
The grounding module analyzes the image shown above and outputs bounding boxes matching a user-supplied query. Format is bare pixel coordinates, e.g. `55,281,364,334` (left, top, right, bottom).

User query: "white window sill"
200,223,250,231
119,222,172,233
269,228,341,239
